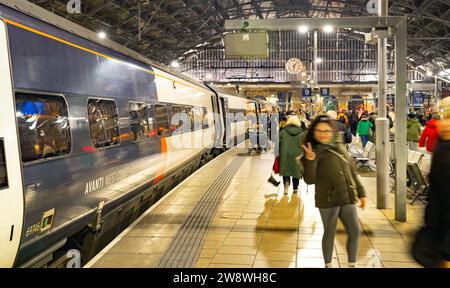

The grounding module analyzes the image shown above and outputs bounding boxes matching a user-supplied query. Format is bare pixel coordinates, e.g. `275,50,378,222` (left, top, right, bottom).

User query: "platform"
85,144,423,268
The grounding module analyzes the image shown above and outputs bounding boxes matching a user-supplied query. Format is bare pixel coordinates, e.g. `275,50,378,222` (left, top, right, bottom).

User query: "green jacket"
407,118,421,142
279,124,304,179
302,143,366,208
357,119,373,136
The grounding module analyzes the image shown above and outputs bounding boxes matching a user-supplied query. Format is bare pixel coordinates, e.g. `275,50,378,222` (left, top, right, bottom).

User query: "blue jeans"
360,135,369,147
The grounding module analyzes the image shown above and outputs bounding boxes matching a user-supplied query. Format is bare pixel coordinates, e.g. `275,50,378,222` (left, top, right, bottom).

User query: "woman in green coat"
279,115,305,194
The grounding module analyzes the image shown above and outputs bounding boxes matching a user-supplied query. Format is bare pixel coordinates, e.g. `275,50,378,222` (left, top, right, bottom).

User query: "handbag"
412,227,441,267
272,156,279,174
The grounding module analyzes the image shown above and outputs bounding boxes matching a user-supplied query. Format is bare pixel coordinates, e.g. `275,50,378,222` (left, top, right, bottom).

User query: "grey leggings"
319,204,361,264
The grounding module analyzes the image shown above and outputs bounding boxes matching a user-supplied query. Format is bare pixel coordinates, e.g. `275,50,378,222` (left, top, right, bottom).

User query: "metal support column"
394,19,408,222
314,30,318,114
376,0,390,209
435,75,439,111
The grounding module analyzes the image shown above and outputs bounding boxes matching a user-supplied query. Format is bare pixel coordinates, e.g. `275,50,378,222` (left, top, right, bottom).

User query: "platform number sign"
302,88,312,97
320,88,330,97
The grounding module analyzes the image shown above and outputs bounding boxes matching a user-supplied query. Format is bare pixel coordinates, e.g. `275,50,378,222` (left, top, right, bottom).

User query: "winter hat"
326,110,338,120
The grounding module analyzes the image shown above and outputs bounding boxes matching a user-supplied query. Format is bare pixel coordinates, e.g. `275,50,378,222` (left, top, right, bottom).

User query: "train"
0,0,276,267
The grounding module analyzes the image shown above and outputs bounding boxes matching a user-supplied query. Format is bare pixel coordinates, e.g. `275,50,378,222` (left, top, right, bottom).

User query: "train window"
88,99,120,148
202,107,209,129
171,105,185,134
154,104,170,136
185,106,194,132
16,93,71,162
129,102,153,141
147,105,156,136
0,139,8,189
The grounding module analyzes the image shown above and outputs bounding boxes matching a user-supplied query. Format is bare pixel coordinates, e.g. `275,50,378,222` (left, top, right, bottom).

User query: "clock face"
285,58,303,74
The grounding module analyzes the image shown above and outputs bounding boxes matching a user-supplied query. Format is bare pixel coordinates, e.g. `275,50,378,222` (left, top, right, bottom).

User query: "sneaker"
293,189,298,193
283,184,289,195
325,262,333,268
348,262,358,268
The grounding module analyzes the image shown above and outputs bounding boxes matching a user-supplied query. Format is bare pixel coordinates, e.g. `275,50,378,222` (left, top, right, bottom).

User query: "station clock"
285,58,303,74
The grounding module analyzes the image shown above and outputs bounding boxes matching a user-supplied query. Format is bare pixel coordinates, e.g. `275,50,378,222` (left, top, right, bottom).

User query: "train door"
0,20,24,268
219,97,230,147
211,95,223,148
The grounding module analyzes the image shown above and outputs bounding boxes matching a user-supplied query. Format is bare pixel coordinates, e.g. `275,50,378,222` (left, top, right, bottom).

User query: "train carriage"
0,0,264,267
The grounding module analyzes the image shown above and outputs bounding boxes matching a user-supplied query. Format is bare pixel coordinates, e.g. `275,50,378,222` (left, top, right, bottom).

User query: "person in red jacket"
419,113,441,153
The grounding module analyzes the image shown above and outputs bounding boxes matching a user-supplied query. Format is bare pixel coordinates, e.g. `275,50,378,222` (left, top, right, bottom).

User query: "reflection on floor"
86,146,423,268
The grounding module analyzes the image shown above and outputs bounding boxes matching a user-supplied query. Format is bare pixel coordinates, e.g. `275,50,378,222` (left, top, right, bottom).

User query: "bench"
348,141,375,171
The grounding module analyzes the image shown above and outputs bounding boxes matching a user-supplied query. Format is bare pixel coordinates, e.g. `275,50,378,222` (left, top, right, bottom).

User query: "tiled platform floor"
86,144,423,268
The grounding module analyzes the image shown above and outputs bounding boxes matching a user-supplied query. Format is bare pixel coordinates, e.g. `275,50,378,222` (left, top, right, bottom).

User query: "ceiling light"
315,58,323,63
205,73,213,79
426,70,433,77
323,25,334,33
171,61,180,68
298,25,308,33
98,31,106,39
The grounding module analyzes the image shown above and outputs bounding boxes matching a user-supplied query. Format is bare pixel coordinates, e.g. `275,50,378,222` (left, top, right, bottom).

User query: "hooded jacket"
279,116,304,179
337,112,349,126
419,119,439,152
407,118,421,142
302,143,366,208
357,119,373,136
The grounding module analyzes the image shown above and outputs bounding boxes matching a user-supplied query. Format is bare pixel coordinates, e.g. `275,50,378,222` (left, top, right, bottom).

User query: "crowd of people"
271,100,450,268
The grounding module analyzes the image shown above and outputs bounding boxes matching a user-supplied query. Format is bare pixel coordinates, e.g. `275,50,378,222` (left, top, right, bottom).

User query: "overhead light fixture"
227,83,232,86
98,31,107,39
301,81,306,84
205,73,213,79
171,61,180,68
439,71,446,76
315,58,323,63
301,72,307,77
426,70,433,77
298,25,308,33
411,80,416,83
323,25,334,33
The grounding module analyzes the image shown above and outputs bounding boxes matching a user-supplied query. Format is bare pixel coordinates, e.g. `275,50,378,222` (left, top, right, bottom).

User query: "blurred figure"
327,110,352,144
357,115,373,148
418,97,450,268
337,110,349,127
349,110,359,136
305,111,311,121
407,113,421,151
302,115,366,268
279,115,305,195
419,113,440,153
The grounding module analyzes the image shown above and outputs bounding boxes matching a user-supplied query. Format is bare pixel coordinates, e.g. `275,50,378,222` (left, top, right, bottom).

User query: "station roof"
28,0,449,73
